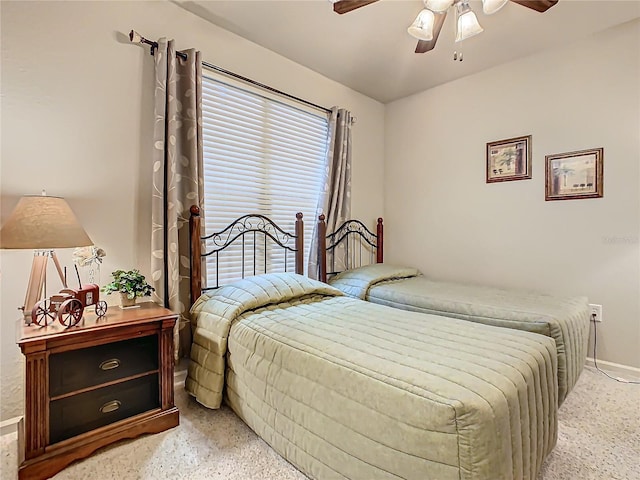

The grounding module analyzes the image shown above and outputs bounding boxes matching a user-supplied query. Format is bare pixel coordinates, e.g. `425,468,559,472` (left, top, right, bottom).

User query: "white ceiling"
176,0,640,103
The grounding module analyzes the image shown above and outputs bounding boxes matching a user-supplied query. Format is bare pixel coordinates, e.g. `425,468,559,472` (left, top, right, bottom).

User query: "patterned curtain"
309,107,352,279
151,39,204,358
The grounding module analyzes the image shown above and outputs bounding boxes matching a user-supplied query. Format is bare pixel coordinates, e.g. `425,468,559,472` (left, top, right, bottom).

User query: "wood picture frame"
545,147,603,201
486,135,532,183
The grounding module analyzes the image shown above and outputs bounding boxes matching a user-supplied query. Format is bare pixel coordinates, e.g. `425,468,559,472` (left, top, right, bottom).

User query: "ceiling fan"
331,0,558,54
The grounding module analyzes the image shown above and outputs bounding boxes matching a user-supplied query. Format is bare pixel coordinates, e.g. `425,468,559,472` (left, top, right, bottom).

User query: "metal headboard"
317,214,383,283
189,205,303,304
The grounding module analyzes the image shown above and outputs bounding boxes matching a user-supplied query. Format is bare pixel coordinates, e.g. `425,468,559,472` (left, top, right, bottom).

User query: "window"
201,75,329,286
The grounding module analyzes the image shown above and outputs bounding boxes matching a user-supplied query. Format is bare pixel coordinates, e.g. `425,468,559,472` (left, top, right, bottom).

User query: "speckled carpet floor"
2,366,638,480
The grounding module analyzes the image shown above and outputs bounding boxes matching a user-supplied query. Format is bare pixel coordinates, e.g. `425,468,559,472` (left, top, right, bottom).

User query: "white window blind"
201,75,329,287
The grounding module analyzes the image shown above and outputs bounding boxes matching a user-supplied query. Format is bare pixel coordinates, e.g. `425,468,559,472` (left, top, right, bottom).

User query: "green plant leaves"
101,269,155,298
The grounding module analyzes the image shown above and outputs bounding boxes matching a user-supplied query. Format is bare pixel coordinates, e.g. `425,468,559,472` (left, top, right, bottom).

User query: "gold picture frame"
486,135,532,183
545,147,603,201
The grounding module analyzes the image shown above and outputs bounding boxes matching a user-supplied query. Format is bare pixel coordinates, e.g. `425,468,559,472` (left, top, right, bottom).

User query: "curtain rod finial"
129,30,157,56
129,30,143,44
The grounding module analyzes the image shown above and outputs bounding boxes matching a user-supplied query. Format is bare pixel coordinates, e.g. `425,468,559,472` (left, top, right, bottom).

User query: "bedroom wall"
384,19,640,369
0,0,385,420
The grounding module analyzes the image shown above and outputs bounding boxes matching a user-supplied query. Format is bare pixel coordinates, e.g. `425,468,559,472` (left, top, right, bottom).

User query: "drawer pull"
99,400,121,414
99,359,121,371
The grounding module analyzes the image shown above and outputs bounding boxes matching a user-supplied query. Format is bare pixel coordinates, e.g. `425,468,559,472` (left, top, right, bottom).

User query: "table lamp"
0,193,93,320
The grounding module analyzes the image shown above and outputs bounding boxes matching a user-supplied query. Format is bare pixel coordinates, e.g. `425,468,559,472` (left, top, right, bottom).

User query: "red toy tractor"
31,284,107,327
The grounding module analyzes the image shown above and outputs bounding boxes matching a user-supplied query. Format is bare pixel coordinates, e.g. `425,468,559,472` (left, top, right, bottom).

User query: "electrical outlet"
589,304,603,322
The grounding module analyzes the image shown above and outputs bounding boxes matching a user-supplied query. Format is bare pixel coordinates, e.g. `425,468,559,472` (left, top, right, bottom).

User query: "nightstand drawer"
49,335,158,397
49,374,160,444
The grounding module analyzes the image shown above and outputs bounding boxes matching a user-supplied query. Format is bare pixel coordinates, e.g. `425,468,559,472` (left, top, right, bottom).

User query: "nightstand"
16,302,180,480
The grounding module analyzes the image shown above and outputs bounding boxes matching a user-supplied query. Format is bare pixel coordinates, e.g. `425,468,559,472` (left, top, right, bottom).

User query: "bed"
317,215,590,405
184,207,559,480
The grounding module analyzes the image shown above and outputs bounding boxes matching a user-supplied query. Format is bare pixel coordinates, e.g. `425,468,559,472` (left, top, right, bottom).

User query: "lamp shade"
408,9,435,41
0,195,93,249
455,1,484,42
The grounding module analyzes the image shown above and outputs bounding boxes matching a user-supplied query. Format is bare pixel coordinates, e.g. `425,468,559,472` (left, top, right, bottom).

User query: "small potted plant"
102,269,155,308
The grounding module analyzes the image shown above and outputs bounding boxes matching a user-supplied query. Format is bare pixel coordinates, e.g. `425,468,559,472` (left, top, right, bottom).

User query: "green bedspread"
186,273,558,480
329,264,589,405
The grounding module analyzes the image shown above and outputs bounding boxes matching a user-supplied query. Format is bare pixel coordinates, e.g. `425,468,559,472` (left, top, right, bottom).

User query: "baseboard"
174,367,188,387
0,416,21,437
174,357,188,387
586,357,640,381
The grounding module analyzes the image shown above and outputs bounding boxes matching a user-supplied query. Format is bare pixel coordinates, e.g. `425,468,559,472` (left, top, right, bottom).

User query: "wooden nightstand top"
17,302,177,345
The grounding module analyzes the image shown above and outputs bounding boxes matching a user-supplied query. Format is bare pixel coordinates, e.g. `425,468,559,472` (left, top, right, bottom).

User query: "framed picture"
545,147,603,201
486,135,532,183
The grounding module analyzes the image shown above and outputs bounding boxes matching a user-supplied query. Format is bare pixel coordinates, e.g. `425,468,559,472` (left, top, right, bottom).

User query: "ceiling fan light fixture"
407,9,435,41
455,1,483,42
482,0,509,15
424,0,454,14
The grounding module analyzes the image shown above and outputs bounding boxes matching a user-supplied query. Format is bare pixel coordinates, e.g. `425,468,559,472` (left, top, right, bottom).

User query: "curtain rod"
129,30,332,115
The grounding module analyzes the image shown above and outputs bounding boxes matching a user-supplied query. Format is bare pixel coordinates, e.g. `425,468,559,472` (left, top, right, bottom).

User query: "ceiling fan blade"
333,0,380,15
509,0,559,13
415,11,447,54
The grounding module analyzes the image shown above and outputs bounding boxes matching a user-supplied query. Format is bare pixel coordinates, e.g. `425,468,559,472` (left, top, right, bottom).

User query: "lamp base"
22,251,67,324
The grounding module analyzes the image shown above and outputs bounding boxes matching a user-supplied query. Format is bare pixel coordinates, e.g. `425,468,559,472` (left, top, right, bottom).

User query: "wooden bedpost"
376,217,384,264
189,205,202,305
295,212,304,275
317,214,327,283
